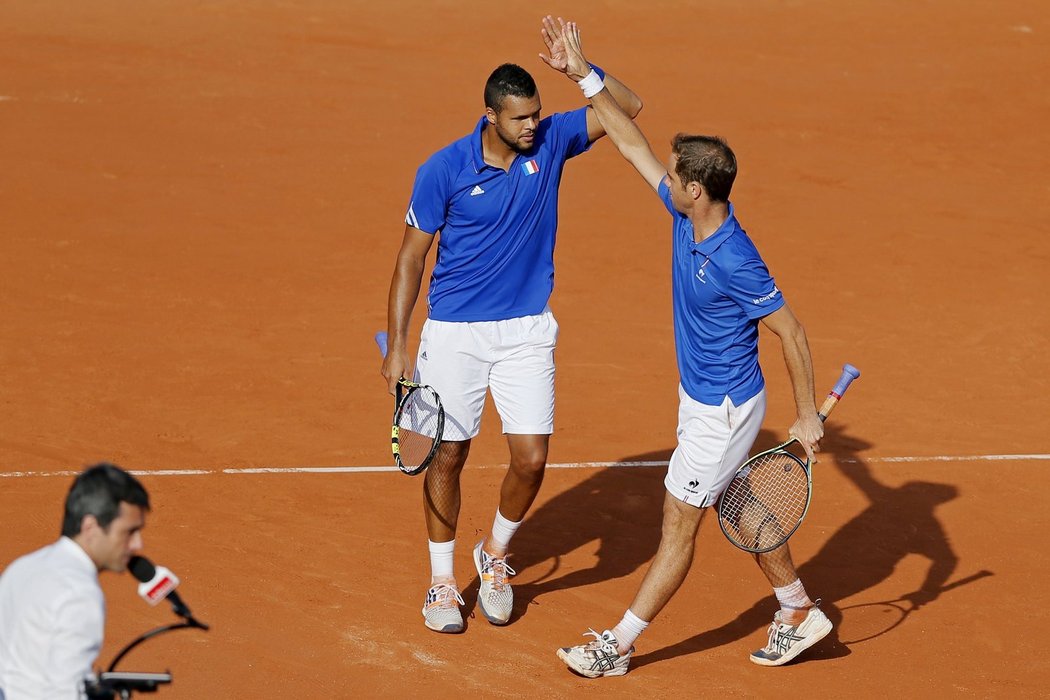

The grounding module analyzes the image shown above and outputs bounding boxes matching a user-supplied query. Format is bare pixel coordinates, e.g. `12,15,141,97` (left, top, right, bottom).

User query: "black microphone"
129,555,207,628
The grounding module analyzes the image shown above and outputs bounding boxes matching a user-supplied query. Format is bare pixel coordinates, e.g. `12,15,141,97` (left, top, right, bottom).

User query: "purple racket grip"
375,331,388,358
831,364,861,398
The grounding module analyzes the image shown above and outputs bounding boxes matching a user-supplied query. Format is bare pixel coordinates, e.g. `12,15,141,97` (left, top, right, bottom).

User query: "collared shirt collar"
694,202,738,255
469,116,540,173
57,535,100,576
470,116,489,173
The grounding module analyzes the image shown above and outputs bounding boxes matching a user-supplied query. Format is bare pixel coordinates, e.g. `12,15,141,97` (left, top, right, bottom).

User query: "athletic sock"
774,578,813,617
611,609,649,655
488,509,521,553
429,539,455,583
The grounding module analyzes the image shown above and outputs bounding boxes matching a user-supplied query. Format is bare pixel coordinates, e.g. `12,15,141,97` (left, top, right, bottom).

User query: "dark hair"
671,134,737,202
484,63,538,113
61,463,150,537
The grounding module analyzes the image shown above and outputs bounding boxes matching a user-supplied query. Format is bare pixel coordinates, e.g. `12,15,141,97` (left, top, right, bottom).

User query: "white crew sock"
429,539,455,583
774,578,813,612
611,609,649,654
488,509,522,553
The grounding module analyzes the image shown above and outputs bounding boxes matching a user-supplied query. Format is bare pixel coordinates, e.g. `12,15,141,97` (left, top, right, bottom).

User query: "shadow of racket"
838,569,993,644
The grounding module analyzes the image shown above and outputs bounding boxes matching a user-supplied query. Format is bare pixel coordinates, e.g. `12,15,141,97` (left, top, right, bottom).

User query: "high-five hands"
539,16,590,82
538,15,569,73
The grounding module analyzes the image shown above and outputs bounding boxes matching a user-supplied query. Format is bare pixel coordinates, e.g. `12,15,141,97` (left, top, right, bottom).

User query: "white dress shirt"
0,537,104,700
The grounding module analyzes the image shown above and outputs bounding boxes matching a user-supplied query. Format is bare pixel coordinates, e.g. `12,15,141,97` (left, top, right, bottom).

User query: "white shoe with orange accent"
473,540,516,625
422,583,465,634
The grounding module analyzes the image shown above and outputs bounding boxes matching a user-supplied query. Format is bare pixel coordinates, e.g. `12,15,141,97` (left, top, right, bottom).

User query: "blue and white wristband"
578,69,605,98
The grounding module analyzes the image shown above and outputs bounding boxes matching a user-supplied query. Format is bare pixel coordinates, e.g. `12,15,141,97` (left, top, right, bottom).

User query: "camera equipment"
85,672,172,699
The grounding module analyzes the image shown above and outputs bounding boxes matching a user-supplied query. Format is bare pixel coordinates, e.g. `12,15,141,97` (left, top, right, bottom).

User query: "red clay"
1,1,1047,696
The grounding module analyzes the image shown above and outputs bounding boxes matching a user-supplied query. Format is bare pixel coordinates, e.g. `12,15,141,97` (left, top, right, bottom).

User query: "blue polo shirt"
659,181,785,406
405,108,592,322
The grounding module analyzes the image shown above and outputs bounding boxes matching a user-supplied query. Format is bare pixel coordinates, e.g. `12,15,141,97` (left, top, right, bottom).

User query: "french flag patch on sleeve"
522,159,540,176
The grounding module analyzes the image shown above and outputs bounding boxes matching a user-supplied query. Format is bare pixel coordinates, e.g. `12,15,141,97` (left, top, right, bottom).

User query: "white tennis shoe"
473,540,516,625
421,582,465,634
750,604,832,666
557,629,633,678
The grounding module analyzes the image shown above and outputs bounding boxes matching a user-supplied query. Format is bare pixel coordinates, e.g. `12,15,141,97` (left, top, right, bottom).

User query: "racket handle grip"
818,363,861,421
375,331,389,358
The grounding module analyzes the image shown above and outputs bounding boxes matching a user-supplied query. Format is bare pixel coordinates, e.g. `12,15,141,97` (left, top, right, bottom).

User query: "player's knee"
507,436,548,474
509,450,547,479
426,441,470,476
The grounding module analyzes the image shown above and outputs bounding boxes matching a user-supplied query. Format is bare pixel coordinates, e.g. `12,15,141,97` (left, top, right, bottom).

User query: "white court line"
135,469,213,476
840,454,1050,463
225,466,400,474
0,454,1047,478
0,469,216,478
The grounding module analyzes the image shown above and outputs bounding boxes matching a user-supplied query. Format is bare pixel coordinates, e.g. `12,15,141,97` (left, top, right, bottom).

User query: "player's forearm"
780,321,818,417
601,72,643,119
590,89,653,167
565,61,641,121
386,256,425,351
562,21,660,185
920,551,958,594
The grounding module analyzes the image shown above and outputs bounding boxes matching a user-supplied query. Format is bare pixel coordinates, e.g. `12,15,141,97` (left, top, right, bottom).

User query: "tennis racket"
717,363,861,553
375,331,445,476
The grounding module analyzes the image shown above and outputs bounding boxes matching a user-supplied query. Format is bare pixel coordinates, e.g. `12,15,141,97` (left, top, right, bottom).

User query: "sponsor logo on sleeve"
752,286,780,305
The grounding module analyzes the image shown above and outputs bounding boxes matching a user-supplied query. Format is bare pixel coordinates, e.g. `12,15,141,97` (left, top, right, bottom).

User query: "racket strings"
719,451,810,552
395,387,442,468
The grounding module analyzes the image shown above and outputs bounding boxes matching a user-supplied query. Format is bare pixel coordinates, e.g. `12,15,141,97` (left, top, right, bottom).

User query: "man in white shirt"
0,463,150,700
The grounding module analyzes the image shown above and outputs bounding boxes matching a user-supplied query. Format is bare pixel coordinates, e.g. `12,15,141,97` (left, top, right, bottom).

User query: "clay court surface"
2,1,1048,697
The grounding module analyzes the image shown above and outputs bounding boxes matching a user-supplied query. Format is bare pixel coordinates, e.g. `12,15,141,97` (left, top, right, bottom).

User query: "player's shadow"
632,422,977,669
506,429,773,623
505,448,673,622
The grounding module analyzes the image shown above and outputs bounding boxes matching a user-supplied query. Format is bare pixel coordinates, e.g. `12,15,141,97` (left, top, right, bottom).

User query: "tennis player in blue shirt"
380,17,642,634
547,20,831,676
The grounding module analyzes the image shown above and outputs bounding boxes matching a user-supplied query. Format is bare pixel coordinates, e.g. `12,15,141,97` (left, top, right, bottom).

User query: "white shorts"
414,309,559,441
665,385,766,508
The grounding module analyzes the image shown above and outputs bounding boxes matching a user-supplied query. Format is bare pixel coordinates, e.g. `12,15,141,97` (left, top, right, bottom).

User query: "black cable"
106,617,208,673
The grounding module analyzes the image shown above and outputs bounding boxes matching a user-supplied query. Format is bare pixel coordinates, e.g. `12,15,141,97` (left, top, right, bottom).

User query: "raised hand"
560,20,592,81
539,16,590,81
538,15,568,73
